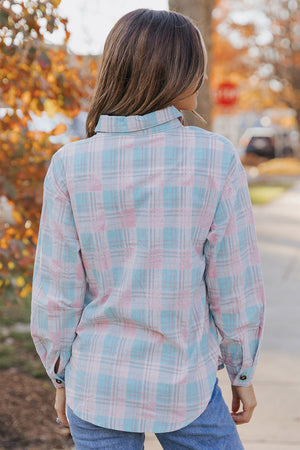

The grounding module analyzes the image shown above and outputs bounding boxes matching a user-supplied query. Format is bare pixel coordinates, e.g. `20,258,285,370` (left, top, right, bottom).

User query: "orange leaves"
51,0,62,8
0,0,99,304
64,29,71,43
21,91,31,105
0,238,8,250
9,131,19,144
29,98,43,115
7,87,17,107
67,107,81,118
52,123,67,135
12,209,23,225
25,130,48,143
89,59,98,76
47,73,57,84
19,283,32,298
56,63,66,73
6,227,17,236
44,99,58,118
230,22,256,39
25,228,34,238
18,62,31,73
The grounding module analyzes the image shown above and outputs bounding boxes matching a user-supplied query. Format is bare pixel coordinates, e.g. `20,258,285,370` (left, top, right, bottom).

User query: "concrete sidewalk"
145,180,300,449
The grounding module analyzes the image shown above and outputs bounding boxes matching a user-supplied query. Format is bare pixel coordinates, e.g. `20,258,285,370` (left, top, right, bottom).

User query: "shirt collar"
95,106,183,133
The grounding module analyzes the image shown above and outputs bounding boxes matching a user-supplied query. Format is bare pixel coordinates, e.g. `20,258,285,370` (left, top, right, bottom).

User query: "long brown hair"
86,9,207,137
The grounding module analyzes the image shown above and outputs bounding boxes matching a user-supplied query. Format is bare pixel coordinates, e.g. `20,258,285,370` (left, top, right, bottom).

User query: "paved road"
145,180,300,449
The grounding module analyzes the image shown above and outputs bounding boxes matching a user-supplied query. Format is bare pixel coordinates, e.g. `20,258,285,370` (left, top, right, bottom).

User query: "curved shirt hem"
65,377,217,433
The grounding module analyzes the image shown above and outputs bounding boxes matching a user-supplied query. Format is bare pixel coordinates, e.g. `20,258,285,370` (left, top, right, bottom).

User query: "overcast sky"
45,0,169,55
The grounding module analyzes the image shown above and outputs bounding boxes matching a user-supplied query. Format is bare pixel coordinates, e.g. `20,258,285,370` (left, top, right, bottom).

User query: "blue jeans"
66,379,244,449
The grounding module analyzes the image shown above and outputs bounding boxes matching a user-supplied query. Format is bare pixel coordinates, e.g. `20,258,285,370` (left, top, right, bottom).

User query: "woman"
30,8,265,449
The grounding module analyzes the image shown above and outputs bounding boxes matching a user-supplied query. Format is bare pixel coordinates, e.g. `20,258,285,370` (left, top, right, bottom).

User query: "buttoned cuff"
51,351,69,388
227,365,255,386
51,373,65,389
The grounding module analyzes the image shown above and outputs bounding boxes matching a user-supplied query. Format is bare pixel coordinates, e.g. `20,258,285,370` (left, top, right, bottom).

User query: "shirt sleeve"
203,149,266,386
30,151,86,389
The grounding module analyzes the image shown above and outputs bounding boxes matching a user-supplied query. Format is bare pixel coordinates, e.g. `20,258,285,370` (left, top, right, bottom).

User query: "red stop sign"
215,82,238,106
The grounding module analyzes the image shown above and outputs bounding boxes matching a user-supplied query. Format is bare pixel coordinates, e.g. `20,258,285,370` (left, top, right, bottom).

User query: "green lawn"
0,294,31,326
248,182,294,205
0,295,47,378
0,327,46,378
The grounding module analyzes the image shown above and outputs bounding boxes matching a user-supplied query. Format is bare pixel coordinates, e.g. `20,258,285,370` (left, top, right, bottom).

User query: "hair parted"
86,8,207,137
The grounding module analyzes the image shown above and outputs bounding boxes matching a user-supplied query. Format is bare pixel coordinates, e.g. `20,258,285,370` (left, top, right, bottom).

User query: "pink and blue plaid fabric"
30,106,265,433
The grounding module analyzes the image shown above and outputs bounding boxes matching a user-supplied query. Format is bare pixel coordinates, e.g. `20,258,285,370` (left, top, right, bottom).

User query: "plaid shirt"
30,106,265,433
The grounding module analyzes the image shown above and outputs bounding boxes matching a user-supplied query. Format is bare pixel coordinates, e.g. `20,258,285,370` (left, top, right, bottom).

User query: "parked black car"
241,127,294,159
246,136,276,158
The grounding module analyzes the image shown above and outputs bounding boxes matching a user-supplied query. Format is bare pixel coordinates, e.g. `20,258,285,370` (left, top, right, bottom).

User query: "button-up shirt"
30,106,265,433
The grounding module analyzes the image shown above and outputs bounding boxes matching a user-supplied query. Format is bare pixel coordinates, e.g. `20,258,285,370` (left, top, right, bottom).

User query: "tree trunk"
295,108,300,158
169,0,215,130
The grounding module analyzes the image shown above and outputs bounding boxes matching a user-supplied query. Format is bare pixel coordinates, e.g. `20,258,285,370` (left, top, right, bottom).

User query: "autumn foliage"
0,0,97,304
211,0,300,132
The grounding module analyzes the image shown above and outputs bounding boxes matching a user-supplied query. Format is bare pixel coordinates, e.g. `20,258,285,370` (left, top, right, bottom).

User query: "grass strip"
248,183,294,205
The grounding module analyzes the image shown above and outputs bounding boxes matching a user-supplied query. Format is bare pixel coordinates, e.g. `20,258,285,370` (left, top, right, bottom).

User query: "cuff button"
239,375,247,380
56,379,62,384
